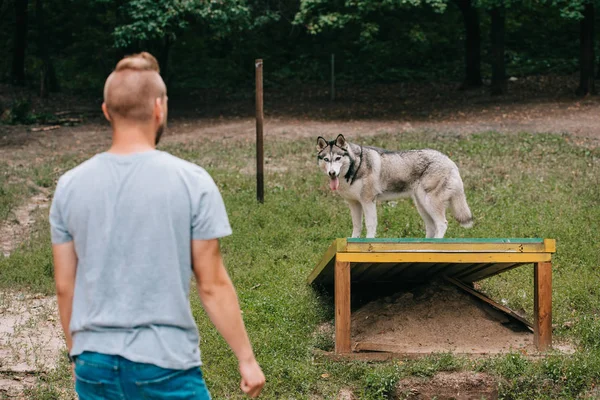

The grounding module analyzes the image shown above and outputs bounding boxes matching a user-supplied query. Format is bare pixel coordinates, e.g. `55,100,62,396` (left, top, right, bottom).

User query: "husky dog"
316,134,473,238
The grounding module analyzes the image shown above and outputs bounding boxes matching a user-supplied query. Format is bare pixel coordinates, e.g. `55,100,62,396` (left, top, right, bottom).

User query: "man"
50,52,265,399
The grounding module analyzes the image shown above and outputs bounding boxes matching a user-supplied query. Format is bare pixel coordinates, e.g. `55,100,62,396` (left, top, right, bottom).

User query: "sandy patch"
351,281,534,355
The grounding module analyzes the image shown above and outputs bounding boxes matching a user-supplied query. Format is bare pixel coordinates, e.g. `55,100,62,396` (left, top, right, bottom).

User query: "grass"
1,131,599,399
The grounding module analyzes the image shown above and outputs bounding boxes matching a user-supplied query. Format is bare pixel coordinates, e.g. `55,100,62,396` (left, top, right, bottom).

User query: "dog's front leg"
361,200,378,238
347,200,363,238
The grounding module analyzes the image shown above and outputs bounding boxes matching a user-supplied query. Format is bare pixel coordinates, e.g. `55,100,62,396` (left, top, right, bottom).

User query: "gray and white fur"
316,134,473,238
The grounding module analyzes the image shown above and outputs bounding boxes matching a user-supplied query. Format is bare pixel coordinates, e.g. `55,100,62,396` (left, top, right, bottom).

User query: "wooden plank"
543,239,556,253
460,263,524,283
445,276,533,330
346,238,545,244
346,242,549,254
359,263,400,282
442,263,478,278
314,348,430,362
335,259,351,354
378,263,415,280
534,261,552,351
336,252,552,264
353,342,516,356
455,263,489,279
350,263,372,282
400,263,439,282
314,349,546,362
308,239,347,284
422,263,450,280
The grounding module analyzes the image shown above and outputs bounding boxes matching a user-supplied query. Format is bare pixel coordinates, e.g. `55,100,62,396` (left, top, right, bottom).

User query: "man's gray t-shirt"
49,150,232,370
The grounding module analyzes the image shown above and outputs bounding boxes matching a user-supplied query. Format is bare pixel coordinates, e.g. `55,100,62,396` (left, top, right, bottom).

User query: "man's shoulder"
56,154,102,189
156,151,212,181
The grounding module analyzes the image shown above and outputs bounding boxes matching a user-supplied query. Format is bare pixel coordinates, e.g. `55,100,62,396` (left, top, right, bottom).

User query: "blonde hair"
103,52,166,121
115,52,161,73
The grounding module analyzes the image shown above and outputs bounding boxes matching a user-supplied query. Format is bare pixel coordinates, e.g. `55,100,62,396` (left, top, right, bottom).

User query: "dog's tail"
450,189,473,229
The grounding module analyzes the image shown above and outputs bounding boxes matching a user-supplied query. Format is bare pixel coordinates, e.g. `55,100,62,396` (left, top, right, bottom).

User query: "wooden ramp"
308,238,556,356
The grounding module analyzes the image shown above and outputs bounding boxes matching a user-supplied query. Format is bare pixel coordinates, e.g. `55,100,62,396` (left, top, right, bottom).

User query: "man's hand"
239,358,265,398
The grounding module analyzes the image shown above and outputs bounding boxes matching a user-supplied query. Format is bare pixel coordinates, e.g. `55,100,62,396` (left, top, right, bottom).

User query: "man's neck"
108,124,156,155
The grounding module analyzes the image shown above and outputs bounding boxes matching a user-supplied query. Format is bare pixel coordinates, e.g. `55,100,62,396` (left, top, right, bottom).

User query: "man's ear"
317,136,328,152
154,97,164,122
101,103,112,122
335,134,347,149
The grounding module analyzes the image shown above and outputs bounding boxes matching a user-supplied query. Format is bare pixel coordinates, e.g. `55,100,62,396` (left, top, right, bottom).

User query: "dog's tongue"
330,177,339,191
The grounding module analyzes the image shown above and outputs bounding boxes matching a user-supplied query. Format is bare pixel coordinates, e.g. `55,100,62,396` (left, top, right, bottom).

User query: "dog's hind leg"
412,194,435,238
347,200,363,238
415,187,448,238
361,200,378,238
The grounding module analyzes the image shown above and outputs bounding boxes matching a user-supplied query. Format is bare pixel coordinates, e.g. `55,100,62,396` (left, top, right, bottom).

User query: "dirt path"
0,191,60,398
2,92,599,165
2,74,600,160
0,292,63,398
1,192,50,257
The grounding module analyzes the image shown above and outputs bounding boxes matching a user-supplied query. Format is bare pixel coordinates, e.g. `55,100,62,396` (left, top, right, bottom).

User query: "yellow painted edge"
544,239,556,253
307,240,339,284
336,238,348,252
345,242,548,253
336,252,553,264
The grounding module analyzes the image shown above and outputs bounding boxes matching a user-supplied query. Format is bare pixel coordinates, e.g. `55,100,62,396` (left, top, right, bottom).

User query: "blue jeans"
74,352,211,399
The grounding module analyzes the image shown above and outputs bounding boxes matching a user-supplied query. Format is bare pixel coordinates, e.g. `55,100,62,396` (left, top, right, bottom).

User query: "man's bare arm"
52,242,77,352
192,239,265,397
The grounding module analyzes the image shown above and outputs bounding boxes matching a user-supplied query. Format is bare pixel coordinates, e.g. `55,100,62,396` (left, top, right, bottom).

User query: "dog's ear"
316,137,328,152
335,134,347,149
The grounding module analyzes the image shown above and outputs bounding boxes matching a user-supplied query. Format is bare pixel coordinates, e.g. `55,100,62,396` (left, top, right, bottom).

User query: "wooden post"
330,53,335,101
255,59,264,203
335,259,351,353
534,261,552,351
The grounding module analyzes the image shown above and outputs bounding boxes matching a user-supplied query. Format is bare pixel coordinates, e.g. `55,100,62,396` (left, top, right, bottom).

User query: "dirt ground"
395,371,498,400
0,76,596,397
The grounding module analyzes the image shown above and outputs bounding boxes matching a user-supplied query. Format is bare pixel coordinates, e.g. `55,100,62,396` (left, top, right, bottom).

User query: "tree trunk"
160,36,172,84
34,0,58,96
490,6,506,95
577,3,595,96
11,0,28,85
455,0,482,89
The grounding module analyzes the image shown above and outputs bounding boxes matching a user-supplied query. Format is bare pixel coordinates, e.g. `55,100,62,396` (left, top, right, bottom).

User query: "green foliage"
111,0,257,49
113,0,201,47
294,0,447,39
405,353,465,377
0,163,28,222
0,218,55,294
24,350,75,399
544,0,600,20
574,315,600,351
362,365,401,400
0,98,35,124
0,0,589,90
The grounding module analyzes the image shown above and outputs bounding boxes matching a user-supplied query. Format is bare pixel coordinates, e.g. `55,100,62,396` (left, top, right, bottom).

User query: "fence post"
331,53,336,101
255,59,264,203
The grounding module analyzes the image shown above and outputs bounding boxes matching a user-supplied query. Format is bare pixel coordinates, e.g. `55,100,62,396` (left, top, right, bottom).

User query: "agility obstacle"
308,238,556,358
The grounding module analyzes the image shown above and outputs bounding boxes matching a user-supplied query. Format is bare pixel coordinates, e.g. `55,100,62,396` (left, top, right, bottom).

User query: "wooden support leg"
335,259,351,354
534,261,552,351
